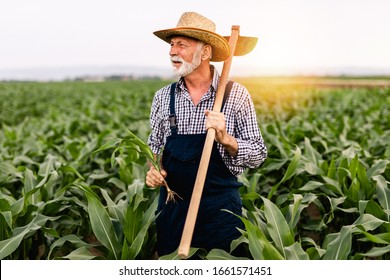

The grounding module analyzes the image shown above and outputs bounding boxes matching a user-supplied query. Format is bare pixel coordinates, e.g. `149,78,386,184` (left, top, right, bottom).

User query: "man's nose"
169,45,178,57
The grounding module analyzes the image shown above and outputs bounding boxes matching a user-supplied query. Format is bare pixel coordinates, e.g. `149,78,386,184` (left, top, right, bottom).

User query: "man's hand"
146,164,167,188
205,110,238,156
205,110,227,142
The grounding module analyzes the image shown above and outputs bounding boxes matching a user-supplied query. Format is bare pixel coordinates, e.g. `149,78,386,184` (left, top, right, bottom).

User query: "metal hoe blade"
224,35,258,56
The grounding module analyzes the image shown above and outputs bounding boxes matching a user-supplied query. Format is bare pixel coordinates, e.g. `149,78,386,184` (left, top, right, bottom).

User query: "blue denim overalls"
156,82,244,256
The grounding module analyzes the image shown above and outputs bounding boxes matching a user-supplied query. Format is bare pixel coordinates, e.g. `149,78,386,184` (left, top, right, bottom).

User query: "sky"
1,0,390,79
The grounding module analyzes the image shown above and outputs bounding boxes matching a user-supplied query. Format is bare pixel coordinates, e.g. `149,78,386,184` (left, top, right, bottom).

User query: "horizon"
2,64,390,82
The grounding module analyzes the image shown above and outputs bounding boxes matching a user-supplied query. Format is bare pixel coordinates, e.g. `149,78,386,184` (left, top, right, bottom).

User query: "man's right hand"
146,165,167,188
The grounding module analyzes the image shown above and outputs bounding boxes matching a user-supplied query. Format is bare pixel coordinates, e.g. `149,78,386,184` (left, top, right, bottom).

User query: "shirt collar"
176,65,220,96
210,65,220,94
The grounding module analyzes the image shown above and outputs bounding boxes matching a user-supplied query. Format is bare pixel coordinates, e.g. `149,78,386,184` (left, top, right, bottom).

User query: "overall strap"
168,80,234,135
169,82,178,135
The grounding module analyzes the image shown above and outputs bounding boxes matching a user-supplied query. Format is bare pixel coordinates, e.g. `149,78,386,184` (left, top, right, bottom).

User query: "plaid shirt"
148,66,267,176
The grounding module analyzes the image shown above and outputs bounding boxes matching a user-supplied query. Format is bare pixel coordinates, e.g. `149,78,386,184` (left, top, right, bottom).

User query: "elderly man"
146,12,267,257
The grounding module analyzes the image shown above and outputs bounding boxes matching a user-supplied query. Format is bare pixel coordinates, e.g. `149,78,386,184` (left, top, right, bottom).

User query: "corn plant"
0,79,389,260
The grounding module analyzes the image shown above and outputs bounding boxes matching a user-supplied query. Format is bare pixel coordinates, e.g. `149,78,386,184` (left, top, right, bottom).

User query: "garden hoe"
178,25,258,259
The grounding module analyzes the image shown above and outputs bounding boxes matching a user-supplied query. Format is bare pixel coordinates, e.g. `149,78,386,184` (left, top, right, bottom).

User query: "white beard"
171,47,202,77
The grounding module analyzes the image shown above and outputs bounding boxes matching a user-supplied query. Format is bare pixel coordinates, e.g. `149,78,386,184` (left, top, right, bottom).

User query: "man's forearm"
220,133,238,157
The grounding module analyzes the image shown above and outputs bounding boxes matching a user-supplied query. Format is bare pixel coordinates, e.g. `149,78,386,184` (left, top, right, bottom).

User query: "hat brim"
154,27,230,62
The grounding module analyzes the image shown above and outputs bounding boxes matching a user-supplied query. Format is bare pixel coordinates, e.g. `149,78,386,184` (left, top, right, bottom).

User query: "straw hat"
153,12,229,62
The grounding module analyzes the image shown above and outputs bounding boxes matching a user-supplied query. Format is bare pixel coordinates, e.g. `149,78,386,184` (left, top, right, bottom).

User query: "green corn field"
0,78,389,260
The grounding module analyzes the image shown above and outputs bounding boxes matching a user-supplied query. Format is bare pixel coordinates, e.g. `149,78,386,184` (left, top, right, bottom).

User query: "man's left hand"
205,110,238,156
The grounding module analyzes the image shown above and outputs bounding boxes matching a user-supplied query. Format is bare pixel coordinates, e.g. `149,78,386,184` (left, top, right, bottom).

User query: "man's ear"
202,45,212,60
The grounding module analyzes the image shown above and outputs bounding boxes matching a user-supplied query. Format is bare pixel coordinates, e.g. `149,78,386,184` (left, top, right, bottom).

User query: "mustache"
170,56,184,63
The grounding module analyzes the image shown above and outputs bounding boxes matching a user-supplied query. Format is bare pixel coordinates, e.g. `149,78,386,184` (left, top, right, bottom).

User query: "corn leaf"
127,212,158,259
323,225,353,260
123,129,158,169
286,194,303,229
62,246,97,260
93,138,121,153
159,248,201,260
359,245,390,258
284,242,310,260
123,200,145,245
373,175,390,220
0,214,56,259
206,249,249,260
268,146,301,199
357,231,390,244
353,213,385,231
48,234,95,259
59,165,85,180
226,210,284,260
367,160,389,178
100,188,125,225
261,197,294,257
85,191,122,259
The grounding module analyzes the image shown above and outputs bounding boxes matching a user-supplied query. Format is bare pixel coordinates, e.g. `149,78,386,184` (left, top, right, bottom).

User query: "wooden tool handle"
178,25,240,259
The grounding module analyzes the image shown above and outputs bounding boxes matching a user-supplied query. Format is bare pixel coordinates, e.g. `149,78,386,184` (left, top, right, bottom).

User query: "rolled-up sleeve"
147,89,166,155
221,83,267,176
233,137,267,168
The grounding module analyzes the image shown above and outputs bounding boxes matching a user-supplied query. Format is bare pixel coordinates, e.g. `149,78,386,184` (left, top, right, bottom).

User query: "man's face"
169,36,203,77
